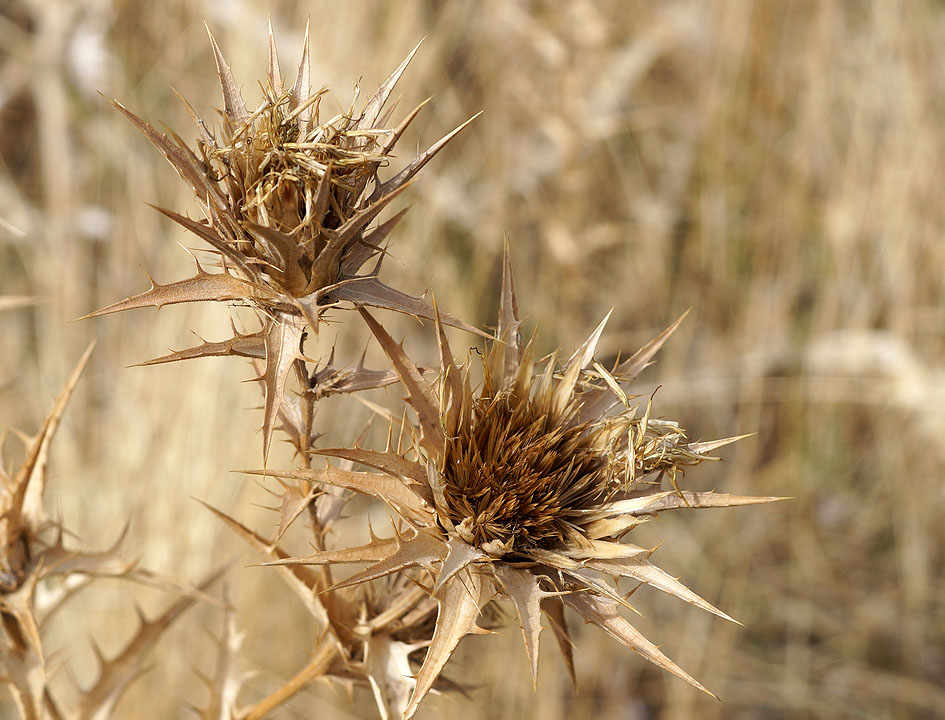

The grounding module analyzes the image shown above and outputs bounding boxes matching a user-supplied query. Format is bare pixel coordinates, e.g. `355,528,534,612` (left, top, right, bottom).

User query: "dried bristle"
442,388,619,550
208,87,386,294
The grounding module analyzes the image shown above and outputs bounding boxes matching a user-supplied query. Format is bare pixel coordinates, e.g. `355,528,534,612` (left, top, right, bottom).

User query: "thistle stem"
243,640,338,719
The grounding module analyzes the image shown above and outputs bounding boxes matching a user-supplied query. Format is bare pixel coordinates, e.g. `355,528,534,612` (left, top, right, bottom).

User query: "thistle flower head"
270,251,784,718
86,25,481,459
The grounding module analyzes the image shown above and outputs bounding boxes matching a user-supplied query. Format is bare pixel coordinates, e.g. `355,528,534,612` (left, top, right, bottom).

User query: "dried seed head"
88,27,482,460
442,386,617,552
94,28,479,323
270,251,784,718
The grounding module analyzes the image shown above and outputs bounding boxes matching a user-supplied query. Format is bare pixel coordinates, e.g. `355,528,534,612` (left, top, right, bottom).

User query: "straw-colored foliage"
0,344,223,719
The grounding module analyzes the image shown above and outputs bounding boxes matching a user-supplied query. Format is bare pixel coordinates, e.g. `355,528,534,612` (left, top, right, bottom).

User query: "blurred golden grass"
2,0,945,718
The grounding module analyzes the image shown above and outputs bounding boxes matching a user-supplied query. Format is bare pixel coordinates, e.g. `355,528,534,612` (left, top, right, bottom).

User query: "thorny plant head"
265,251,783,718
86,25,480,459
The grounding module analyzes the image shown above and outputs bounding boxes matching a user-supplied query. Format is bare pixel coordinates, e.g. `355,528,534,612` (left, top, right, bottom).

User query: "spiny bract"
87,24,480,459
266,250,784,718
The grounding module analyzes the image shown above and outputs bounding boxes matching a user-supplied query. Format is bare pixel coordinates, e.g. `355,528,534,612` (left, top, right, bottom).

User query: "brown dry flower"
86,25,480,459
265,251,784,718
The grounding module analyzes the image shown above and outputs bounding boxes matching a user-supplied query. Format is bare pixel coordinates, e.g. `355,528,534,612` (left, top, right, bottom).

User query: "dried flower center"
208,93,391,295
441,392,617,552
217,101,372,222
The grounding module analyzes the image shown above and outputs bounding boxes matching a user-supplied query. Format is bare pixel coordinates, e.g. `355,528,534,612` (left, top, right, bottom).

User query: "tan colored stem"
243,640,338,719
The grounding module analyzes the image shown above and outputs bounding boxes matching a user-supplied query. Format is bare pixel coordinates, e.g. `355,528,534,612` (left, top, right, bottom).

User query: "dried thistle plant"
199,478,462,720
263,252,784,718
61,22,782,720
85,25,480,459
0,346,221,719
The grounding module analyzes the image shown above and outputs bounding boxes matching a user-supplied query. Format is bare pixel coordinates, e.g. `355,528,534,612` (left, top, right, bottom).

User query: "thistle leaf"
490,241,521,385
0,616,48,720
432,537,486,597
313,448,427,487
365,633,421,720
333,278,487,338
372,112,482,202
0,573,43,659
404,568,483,720
260,313,306,463
272,482,318,545
587,558,737,623
582,515,649,541
108,98,225,206
685,434,755,456
600,491,787,518
77,566,225,720
263,536,399,568
565,309,612,374
433,298,464,435
200,593,245,720
200,501,329,626
133,329,265,367
205,25,250,123
561,567,640,613
255,466,433,525
13,343,93,533
381,98,430,155
171,89,215,149
311,161,332,230
493,565,555,686
358,308,445,458
563,591,717,699
578,311,690,420
150,205,256,281
41,526,134,579
329,531,446,591
309,365,406,399
560,539,652,561
357,39,423,132
267,18,283,95
540,596,575,685
341,207,409,275
82,267,278,319
244,222,306,293
310,182,414,291
618,310,690,380
289,21,311,130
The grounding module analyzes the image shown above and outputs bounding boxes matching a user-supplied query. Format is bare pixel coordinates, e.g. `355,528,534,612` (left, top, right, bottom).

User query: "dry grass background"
2,0,944,718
